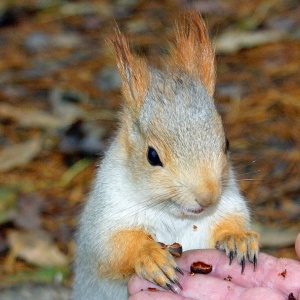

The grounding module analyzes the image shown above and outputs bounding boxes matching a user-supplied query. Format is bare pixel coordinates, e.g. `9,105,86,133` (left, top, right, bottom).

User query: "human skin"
295,233,300,259
128,234,300,300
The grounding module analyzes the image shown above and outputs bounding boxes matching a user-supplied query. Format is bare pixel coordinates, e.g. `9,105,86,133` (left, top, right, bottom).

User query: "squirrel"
72,12,260,300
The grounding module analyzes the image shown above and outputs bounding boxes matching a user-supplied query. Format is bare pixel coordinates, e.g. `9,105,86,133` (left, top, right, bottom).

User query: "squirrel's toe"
216,230,260,273
134,242,182,292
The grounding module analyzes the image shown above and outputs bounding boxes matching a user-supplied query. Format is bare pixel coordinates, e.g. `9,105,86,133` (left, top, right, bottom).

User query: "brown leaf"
0,103,66,129
7,230,68,267
0,139,42,172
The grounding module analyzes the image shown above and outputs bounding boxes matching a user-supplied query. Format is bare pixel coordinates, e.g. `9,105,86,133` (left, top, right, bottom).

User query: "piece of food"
190,261,212,274
278,269,287,278
168,243,182,257
224,275,232,281
158,242,182,258
148,287,159,292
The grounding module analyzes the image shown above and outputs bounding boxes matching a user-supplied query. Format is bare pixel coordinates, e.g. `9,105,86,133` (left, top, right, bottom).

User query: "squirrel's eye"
225,138,230,154
147,147,163,167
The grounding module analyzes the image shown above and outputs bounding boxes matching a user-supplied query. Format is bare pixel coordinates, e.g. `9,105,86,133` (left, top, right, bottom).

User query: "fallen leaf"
7,230,68,267
59,158,91,187
0,139,42,172
216,29,284,54
0,103,66,129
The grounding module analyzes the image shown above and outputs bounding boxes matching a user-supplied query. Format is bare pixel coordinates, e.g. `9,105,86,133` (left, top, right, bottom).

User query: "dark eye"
147,146,163,167
225,138,230,154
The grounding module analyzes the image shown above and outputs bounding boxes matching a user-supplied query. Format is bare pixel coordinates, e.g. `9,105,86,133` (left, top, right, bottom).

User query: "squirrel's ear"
171,12,216,96
112,27,149,111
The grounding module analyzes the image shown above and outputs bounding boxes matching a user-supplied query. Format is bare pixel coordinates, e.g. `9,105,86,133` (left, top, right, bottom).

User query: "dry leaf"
0,103,66,129
7,230,68,267
0,139,42,172
216,29,283,54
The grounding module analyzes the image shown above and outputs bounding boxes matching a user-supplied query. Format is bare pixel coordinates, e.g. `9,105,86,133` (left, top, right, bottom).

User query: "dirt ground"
0,0,299,296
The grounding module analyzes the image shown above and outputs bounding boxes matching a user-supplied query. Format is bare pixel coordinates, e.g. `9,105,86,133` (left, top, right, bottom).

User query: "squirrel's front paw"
215,230,259,273
134,242,183,293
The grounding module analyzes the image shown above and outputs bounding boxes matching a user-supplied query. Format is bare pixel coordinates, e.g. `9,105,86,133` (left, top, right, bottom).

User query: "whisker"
235,178,265,182
105,189,180,229
236,170,261,176
232,157,262,170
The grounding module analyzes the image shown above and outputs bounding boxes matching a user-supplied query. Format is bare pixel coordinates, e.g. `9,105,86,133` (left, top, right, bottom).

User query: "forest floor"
0,0,299,297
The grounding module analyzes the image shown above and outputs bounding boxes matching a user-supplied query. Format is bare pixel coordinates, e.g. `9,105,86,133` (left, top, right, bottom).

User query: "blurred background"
0,0,299,298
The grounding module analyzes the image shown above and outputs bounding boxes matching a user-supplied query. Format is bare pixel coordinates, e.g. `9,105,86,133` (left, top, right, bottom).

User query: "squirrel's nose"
195,192,219,207
193,180,221,207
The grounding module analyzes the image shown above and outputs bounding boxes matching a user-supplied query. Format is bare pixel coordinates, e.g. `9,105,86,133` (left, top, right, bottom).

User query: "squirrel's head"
112,13,229,217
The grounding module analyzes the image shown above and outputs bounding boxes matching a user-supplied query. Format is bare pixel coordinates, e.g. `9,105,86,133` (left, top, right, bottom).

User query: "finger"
128,277,190,300
129,291,191,300
180,273,287,300
240,287,287,300
128,275,164,295
295,233,300,259
177,249,300,296
129,271,286,300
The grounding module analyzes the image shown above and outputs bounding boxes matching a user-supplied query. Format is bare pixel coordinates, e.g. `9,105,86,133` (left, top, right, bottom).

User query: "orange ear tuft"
111,27,149,111
171,12,216,96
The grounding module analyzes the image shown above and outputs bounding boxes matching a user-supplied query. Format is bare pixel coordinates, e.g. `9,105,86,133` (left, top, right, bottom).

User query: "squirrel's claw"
253,254,257,271
216,230,259,273
172,279,183,290
241,256,246,274
229,250,234,265
166,283,178,294
175,266,184,276
134,242,183,293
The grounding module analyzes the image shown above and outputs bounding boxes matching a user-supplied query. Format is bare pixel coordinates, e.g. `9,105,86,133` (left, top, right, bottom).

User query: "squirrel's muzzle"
191,176,221,208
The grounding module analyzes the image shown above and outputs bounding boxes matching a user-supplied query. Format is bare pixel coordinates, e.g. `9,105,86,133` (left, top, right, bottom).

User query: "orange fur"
170,12,216,96
99,229,177,286
111,27,149,113
134,241,177,287
200,164,222,206
210,214,247,248
98,229,156,279
210,214,259,265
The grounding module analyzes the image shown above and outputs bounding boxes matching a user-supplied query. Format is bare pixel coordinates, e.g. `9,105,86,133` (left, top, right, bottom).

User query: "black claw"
166,283,178,294
241,257,246,274
175,266,184,276
169,278,182,290
229,251,234,265
253,254,257,271
174,279,183,290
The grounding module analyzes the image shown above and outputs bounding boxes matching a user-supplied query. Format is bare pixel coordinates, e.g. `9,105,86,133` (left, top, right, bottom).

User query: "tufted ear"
111,27,149,112
171,12,216,96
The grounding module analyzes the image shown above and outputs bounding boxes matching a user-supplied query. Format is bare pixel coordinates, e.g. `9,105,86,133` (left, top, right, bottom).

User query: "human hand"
128,234,300,300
